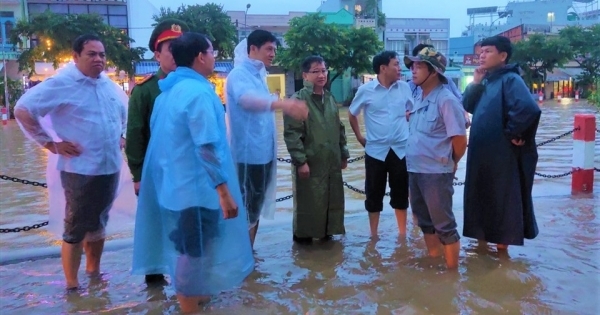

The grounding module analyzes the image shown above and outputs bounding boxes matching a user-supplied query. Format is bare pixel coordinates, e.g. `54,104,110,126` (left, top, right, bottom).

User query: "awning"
135,61,158,76
559,67,583,77
134,60,234,76
546,69,571,82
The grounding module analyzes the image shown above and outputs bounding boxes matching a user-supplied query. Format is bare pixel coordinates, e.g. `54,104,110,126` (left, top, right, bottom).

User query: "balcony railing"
355,18,376,28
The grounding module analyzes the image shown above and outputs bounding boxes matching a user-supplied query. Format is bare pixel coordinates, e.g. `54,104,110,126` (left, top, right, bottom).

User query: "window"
4,21,13,39
386,40,404,54
48,4,69,14
108,5,127,15
0,11,15,18
69,5,88,14
89,5,108,15
29,4,50,14
109,15,128,28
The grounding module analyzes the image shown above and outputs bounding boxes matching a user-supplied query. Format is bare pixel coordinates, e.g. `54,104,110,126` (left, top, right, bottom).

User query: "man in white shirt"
14,34,127,290
348,51,413,238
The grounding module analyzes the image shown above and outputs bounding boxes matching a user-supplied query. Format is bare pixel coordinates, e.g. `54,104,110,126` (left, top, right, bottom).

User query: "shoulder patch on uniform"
137,74,154,86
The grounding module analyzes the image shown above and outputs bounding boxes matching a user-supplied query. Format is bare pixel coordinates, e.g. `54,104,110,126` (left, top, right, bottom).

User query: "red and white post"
571,114,596,195
1,107,7,126
538,90,544,105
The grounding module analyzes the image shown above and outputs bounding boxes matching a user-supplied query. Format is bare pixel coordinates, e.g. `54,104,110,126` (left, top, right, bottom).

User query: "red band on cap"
155,29,183,51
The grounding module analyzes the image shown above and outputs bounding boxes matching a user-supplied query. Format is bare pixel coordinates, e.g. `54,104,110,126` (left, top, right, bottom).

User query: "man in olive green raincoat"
125,19,188,284
284,56,350,243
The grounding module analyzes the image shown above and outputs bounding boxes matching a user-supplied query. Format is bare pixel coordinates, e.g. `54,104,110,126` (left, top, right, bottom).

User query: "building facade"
318,0,383,38
1,0,27,80
384,18,450,58
226,11,306,47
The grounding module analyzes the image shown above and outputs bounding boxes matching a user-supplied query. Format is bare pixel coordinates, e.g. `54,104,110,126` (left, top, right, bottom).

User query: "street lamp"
245,3,251,39
547,12,555,33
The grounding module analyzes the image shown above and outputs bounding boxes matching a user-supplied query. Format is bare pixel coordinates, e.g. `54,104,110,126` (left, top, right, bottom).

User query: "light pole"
547,12,555,33
245,3,251,39
2,53,8,120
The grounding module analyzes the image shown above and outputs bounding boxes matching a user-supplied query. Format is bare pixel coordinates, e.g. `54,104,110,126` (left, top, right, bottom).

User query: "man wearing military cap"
126,19,188,285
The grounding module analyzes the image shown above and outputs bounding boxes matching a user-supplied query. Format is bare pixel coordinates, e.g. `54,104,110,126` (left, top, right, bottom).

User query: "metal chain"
0,221,49,233
535,171,572,178
536,127,580,147
277,155,366,164
0,175,47,188
275,195,293,202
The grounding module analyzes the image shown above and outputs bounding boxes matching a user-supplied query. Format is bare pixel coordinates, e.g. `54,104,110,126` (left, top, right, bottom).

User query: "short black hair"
246,29,278,54
412,44,434,56
170,32,210,68
372,51,398,74
72,34,102,54
301,55,325,73
480,35,513,63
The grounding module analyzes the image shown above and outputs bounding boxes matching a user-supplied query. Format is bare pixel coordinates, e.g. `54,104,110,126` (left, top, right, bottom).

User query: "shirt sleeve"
348,84,368,116
14,77,66,145
125,86,148,182
439,96,467,137
226,69,274,112
445,79,463,102
462,83,485,114
502,74,542,140
187,92,228,188
283,93,307,166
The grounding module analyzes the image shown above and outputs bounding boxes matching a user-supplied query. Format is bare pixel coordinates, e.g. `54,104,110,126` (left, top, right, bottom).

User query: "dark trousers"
364,150,409,212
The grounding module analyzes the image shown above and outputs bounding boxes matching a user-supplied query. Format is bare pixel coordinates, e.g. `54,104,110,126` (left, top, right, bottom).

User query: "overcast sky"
148,0,507,37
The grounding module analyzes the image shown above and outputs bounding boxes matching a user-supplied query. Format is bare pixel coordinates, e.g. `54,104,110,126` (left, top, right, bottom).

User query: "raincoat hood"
233,38,268,78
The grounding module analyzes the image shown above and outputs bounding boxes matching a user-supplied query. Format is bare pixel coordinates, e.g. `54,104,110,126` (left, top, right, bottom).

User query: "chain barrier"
536,127,579,147
0,175,47,188
0,127,595,233
0,221,48,233
535,171,572,178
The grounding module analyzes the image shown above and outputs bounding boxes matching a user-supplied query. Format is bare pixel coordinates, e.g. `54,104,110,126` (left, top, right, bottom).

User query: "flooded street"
0,100,599,314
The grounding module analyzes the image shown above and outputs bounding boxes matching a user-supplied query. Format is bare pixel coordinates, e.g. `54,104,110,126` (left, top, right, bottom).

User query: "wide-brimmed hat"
404,47,448,84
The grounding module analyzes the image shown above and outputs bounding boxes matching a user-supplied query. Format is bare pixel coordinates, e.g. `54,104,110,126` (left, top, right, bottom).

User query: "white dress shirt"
349,78,413,161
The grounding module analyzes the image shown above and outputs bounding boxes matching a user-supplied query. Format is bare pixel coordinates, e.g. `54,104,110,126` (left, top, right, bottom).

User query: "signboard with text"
463,54,480,66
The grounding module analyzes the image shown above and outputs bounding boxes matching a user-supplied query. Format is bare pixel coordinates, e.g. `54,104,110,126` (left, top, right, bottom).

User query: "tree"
154,3,238,59
559,25,600,89
276,13,382,86
0,77,25,118
8,11,146,77
511,34,572,87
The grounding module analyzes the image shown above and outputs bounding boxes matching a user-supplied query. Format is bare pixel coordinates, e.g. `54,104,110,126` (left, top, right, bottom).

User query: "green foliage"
588,78,600,107
363,0,386,28
8,11,146,77
0,77,25,117
558,25,600,88
276,13,382,85
154,3,238,59
511,34,572,86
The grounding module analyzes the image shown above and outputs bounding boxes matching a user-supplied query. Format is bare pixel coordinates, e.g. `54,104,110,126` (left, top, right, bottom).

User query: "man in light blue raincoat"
226,29,308,248
131,32,254,314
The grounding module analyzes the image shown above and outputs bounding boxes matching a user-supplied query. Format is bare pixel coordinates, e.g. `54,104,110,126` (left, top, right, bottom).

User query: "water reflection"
0,101,599,314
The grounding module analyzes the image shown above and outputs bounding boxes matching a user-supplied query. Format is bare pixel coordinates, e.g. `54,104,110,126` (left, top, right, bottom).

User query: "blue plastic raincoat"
131,67,254,296
225,39,278,228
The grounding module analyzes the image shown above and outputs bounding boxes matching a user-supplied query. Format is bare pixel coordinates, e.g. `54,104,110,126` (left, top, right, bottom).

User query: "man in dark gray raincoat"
462,36,541,251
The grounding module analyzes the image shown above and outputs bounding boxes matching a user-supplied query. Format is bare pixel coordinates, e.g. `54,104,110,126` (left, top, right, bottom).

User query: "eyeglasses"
308,70,328,75
206,50,218,57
